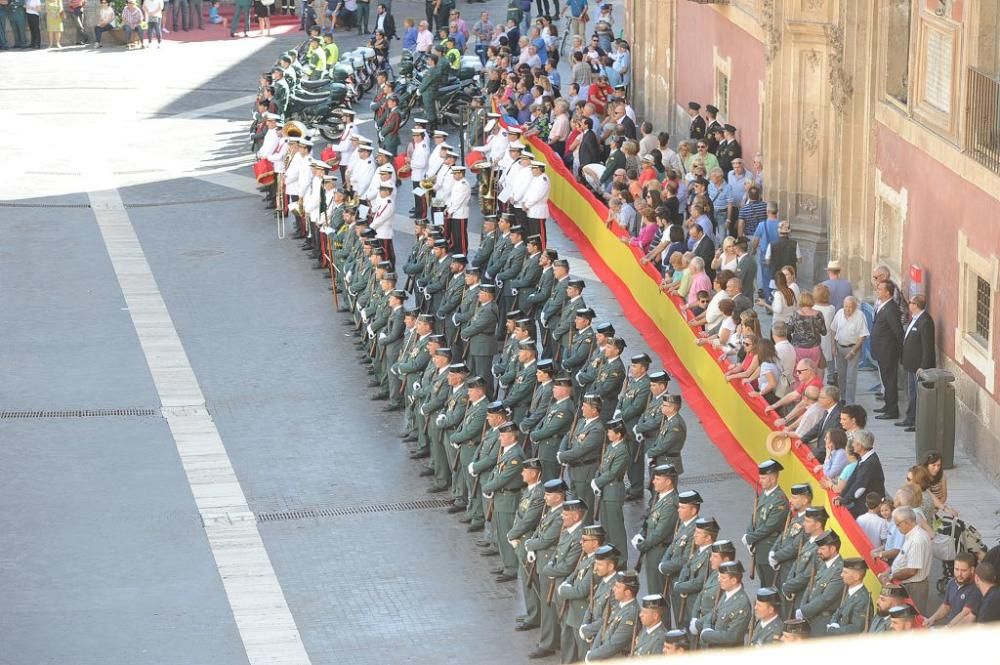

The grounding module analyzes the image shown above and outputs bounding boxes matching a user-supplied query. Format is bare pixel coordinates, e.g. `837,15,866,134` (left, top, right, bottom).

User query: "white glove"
435,414,447,427
768,551,778,570
378,333,386,342
827,622,840,630
590,479,600,496
688,618,699,635
741,535,750,549
390,366,399,376
636,432,644,443
496,278,503,289
452,312,459,326
412,381,421,391
511,287,518,296
361,310,369,323
526,551,536,564
540,311,547,327
613,409,622,419
795,609,803,620
345,269,353,283
578,626,587,641
630,534,644,550
556,451,563,464
467,462,477,476
483,491,494,499
450,441,460,449
699,628,712,638
367,325,375,337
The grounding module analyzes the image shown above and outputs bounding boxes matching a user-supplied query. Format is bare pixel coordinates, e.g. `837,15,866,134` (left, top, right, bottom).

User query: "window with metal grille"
974,276,993,345
716,69,730,118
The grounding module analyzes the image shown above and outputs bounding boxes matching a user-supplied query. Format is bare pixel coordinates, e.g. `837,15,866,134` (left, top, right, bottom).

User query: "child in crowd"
209,0,229,28
857,492,889,548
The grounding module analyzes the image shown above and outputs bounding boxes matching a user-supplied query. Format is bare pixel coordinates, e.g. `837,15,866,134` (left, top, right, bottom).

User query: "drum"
466,150,487,173
253,158,275,186
394,154,411,179
321,146,340,167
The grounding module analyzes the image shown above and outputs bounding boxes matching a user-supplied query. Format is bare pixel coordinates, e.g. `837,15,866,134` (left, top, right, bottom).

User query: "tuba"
479,165,496,216
284,120,307,140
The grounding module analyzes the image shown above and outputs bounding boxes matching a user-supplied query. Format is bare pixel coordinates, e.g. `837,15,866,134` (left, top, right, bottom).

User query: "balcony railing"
965,67,1000,174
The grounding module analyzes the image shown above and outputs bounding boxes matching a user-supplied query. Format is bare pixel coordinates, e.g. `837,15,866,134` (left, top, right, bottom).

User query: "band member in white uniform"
408,127,430,219
496,142,525,213
365,163,396,203
370,183,397,266
350,143,376,204
446,165,471,255
334,108,357,181
522,161,551,248
508,151,535,226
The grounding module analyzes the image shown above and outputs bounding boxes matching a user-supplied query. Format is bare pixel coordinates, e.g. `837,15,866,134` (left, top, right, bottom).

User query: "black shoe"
894,420,915,427
366,369,375,375
367,380,381,388
382,404,402,412
480,548,499,557
458,515,472,523
426,485,447,494
336,307,349,312
467,523,484,532
515,623,539,632
403,435,419,444
904,426,915,432
495,573,517,583
476,539,493,548
370,392,388,401
446,504,465,514
874,392,885,400
418,468,434,477
528,648,554,659
410,450,430,460
875,413,899,420
489,566,504,575
515,615,529,624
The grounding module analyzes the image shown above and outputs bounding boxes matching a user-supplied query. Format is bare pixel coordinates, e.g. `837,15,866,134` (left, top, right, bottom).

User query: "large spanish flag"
523,134,886,596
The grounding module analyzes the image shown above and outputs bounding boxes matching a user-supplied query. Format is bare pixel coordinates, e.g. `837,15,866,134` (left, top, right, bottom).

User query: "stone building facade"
625,0,999,479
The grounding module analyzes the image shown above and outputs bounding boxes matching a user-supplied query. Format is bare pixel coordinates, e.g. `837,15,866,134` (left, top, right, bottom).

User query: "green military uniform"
617,373,652,498
826,586,872,635
494,333,521,388
658,518,697,626
518,259,549,315
509,481,547,628
672,545,712,626
482,439,525,577
390,331,430,409
558,416,605,523
593,437,629,558
420,367,453,488
587,600,639,660
520,378,554,447
422,255,451,315
798,556,844,636
580,570,618,644
375,304,406,388
418,56,445,125
438,384,469,498
574,343,605,396
473,226,498,270
453,280,481,347
637,490,680,597
692,571,721,627
467,419,503,528
699,586,752,648
448,394,488,507
780,537,819,616
510,250,543,312
539,275,569,348
397,326,421,439
538,518,584,654
646,412,687,473
555,549,597,664
551,295,585,356
496,239,527,319
632,621,669,656
868,613,890,633
590,356,626,421
528,395,574,480
272,76,290,116
523,500,563,636
749,616,784,646
770,510,806,590
744,485,789,587
460,297,499,395
503,359,538,425
437,271,466,345
485,231,511,280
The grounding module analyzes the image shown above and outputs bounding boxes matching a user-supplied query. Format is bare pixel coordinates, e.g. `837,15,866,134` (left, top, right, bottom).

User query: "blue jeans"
124,24,145,43
757,252,772,302
147,17,162,42
474,43,487,66
94,23,115,43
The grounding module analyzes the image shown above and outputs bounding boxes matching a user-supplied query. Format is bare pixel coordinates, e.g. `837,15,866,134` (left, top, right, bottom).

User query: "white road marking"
88,186,313,665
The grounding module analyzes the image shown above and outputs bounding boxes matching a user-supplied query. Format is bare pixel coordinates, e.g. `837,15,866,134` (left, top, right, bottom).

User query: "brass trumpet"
479,165,497,216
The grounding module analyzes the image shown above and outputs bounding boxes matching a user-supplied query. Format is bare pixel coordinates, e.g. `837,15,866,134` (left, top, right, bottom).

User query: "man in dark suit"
733,237,757,300
577,118,603,185
717,124,742,175
898,294,936,431
373,3,396,39
687,101,706,140
834,430,885,517
688,222,716,283
615,104,637,142
704,105,723,152
798,386,842,463
871,281,904,420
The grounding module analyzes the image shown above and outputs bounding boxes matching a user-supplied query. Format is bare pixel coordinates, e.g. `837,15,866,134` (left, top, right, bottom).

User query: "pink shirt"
687,272,712,305
416,29,433,52
630,222,658,253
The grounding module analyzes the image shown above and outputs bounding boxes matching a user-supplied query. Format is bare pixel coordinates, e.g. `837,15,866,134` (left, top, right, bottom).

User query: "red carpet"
164,8,303,42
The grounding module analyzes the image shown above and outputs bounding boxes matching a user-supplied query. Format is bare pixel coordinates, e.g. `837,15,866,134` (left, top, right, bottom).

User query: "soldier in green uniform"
495,314,529,397
472,215,499,270
560,303,597,373
419,240,452,319
632,594,670,656
780,506,828,618
397,312,423,442
270,67,290,117
868,584,908,633
661,629,690,655
579,544,623,654
888,603,918,632
634,465,681,598
434,363,470,495
590,337,627,421
551,279,586,359
436,254,468,347
781,618,811,641
388,313,433,412
460,283,500,396
466,401,509,534
448,375,488,513
495,225,528,326
531,496,586,659
452,265,482,354
617,354,653,502
528,375,575,480
482,422,526,581
749,588,784,646
510,235,543,314
372,289,407,397
768,483,812,590
418,350,457,487
592,419,629,562
408,335,446,455
402,221,429,289
418,52,445,129
697,560,752,648
507,459,547,631
485,213,514,281
539,258,570,349
794,529,844,635
690,540,737,635
517,478,566,633
825,557,872,635
523,248,558,319
742,459,790,587
574,320,612,395
673,517,720,626
554,523,606,663
557,394,605,523
584,570,640,661
502,340,539,425
520,359,556,451
646,394,687,472
657,490,703,627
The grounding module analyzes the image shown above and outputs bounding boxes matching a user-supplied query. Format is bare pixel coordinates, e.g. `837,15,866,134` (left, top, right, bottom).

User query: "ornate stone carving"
806,0,825,10
804,49,821,71
799,196,819,217
759,0,782,64
802,112,820,156
824,23,854,115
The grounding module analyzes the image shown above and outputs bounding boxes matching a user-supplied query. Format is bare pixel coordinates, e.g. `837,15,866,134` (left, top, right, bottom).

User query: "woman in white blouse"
757,269,797,327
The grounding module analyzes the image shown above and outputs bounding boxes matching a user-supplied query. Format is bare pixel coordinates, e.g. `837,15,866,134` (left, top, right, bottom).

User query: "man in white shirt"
771,321,797,388
408,128,430,218
880,506,932,616
521,161,551,248
350,144,376,203
446,166,471,255
415,19,433,52
830,296,869,404
370,183,396,266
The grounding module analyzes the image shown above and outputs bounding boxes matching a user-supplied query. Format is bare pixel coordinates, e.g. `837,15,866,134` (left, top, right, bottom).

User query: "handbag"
140,20,148,29
932,519,957,561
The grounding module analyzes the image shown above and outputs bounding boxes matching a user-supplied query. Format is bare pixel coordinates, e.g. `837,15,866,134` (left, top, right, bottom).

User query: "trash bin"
915,368,956,469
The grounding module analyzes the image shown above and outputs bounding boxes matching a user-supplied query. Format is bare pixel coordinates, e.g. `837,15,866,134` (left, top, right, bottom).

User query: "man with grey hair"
834,429,885,518
797,385,842,462
830,296,869,404
771,321,797,388
751,201,780,301
878,506,932,615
